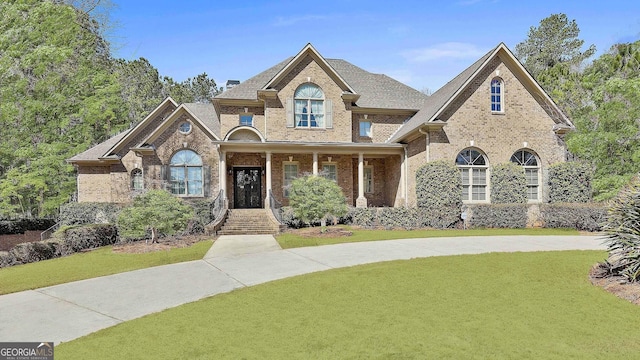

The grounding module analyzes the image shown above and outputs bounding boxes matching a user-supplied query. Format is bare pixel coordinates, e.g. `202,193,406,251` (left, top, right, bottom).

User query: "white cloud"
402,42,486,62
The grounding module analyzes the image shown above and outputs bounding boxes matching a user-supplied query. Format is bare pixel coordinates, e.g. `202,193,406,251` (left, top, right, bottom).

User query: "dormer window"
491,78,503,112
294,84,324,128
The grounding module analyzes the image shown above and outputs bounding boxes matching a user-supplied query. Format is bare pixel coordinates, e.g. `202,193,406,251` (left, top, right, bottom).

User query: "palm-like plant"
602,177,640,282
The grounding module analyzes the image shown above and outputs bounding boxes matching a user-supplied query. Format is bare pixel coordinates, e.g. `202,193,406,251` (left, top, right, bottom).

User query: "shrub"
56,224,119,256
117,190,193,243
600,179,640,281
289,175,348,228
281,207,307,229
0,218,56,235
191,199,214,226
59,202,122,225
345,207,460,230
539,203,607,232
468,204,528,228
0,241,59,267
416,161,462,209
548,162,593,203
490,163,527,204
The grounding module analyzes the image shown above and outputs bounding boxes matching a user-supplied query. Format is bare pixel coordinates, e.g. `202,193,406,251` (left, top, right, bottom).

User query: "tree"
162,73,221,104
116,190,194,243
515,13,595,78
288,175,348,229
565,41,640,200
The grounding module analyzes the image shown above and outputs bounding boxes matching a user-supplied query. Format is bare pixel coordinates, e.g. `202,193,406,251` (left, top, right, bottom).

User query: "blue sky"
110,0,640,92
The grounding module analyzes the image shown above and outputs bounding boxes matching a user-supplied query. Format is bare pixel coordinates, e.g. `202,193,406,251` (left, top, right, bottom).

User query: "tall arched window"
491,78,503,112
456,148,489,202
511,149,540,201
131,168,143,190
170,150,203,196
294,83,324,128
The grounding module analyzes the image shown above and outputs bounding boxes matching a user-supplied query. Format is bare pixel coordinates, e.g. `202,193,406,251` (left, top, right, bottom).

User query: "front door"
233,167,262,208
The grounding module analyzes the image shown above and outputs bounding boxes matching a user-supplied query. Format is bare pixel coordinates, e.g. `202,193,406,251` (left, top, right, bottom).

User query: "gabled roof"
67,99,221,163
388,43,573,143
141,103,220,144
67,129,129,163
215,44,428,110
109,97,178,155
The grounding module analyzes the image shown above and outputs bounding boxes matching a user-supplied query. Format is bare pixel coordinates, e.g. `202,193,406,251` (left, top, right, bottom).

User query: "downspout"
418,127,430,162
403,145,408,207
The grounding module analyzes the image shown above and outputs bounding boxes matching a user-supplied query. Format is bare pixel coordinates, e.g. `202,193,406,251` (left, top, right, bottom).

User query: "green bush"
345,207,460,230
468,204,528,228
117,190,194,243
539,203,606,232
0,218,56,235
416,161,462,209
59,202,122,225
490,163,527,204
600,179,640,281
57,224,119,256
289,175,348,227
548,162,593,203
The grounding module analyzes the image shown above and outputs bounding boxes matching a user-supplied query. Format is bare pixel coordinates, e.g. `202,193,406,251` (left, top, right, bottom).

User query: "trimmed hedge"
467,204,528,228
0,218,56,235
548,162,593,203
0,224,118,268
490,163,527,204
540,203,607,232
345,207,461,230
59,202,122,225
416,161,462,209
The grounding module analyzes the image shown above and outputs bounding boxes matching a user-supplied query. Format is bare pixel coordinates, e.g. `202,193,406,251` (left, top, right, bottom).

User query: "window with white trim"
511,149,540,201
321,163,337,182
169,150,203,196
360,121,371,137
283,162,298,198
456,148,489,202
131,168,143,190
491,78,503,112
294,84,324,128
364,165,373,193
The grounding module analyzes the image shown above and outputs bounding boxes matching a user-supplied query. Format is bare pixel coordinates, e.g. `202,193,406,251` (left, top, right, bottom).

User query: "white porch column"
219,150,227,202
313,152,318,175
265,151,272,208
356,152,367,207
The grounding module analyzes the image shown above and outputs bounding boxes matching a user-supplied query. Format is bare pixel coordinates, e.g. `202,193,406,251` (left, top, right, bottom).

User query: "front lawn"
55,250,640,359
276,226,581,248
0,240,213,295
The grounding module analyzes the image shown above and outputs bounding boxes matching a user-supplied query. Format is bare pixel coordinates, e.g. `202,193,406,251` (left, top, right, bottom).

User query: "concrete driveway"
0,234,605,344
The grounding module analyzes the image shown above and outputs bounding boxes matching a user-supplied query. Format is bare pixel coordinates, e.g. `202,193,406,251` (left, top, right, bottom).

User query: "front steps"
218,209,282,235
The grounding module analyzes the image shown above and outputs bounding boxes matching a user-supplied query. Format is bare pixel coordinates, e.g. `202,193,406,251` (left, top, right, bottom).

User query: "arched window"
456,148,489,202
511,149,540,201
294,83,324,128
131,168,143,190
491,78,503,112
169,150,203,196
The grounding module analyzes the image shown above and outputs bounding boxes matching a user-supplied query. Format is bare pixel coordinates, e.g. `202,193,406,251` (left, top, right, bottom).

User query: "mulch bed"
284,227,353,238
0,231,43,251
112,235,211,254
590,264,640,306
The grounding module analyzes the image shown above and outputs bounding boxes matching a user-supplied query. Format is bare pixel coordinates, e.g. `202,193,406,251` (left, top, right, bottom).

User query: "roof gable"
388,43,572,143
141,103,220,145
108,97,179,155
263,43,357,95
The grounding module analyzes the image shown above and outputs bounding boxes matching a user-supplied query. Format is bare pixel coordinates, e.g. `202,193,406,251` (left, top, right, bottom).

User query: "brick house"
68,43,572,211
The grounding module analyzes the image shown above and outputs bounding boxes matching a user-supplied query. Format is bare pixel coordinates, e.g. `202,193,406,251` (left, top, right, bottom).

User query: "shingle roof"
67,129,130,162
183,102,220,137
215,57,429,110
387,45,497,143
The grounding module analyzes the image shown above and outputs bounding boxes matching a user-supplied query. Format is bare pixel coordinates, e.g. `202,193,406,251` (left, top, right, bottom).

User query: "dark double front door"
233,167,262,208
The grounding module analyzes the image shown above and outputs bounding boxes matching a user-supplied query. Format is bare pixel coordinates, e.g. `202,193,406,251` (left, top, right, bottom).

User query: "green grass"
55,250,640,359
0,240,213,295
276,226,581,248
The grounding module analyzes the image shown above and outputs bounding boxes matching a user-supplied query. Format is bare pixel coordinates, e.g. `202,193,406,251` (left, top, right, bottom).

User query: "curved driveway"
0,234,605,344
